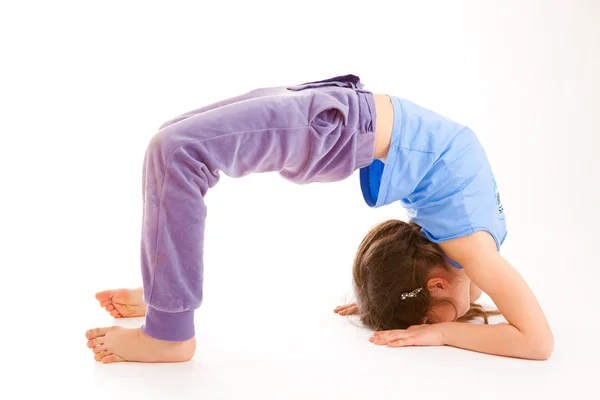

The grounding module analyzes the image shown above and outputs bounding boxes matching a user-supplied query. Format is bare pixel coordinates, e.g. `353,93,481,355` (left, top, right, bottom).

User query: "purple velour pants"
140,75,377,341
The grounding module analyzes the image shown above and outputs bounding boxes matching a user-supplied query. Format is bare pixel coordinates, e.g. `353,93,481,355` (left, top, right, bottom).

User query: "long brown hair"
352,219,499,330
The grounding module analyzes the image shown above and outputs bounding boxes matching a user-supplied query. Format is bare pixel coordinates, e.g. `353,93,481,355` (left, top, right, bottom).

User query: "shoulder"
437,231,499,266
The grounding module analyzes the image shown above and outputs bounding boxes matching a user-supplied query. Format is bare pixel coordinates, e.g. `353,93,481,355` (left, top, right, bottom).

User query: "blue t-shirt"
360,96,507,268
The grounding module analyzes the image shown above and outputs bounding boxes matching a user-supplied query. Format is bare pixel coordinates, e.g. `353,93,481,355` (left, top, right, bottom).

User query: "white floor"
3,0,599,399
5,222,599,400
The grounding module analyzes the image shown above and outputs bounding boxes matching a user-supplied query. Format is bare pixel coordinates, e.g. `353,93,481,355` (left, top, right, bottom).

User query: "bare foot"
95,288,146,318
334,302,359,316
85,326,196,363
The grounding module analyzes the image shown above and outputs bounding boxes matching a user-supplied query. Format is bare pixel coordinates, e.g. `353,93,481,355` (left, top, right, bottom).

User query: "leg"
91,88,285,321
157,87,286,130
86,83,375,363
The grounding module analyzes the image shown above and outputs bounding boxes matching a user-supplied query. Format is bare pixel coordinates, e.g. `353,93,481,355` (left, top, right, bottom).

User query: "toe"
95,290,115,302
102,354,125,364
86,327,113,340
93,345,107,354
94,351,111,362
88,336,105,347
87,336,106,349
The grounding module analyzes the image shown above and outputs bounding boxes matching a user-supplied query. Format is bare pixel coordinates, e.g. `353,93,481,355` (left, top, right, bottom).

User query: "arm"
470,281,483,303
438,232,554,360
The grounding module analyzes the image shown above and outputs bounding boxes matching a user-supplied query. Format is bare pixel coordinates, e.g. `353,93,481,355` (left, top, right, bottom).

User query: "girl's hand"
334,302,359,316
370,324,444,347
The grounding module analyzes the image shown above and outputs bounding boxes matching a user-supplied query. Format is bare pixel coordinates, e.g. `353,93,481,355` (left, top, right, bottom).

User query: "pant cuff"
142,306,195,341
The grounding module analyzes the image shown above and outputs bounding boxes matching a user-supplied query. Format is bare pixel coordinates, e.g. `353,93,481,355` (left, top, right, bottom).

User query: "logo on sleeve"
493,176,505,220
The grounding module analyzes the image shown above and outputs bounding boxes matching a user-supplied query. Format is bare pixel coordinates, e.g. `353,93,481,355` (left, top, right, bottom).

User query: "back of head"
352,219,445,330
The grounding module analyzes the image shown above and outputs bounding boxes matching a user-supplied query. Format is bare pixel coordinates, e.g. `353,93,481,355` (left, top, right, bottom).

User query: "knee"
146,126,183,163
158,116,186,131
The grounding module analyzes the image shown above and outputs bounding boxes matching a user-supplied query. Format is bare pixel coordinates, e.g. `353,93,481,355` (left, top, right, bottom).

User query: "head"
352,219,490,330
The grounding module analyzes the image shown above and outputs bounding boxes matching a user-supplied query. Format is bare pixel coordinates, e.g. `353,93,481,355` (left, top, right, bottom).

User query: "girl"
86,75,553,363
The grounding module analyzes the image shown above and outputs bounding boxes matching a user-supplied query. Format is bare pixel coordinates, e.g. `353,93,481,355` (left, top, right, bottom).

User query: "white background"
1,0,599,399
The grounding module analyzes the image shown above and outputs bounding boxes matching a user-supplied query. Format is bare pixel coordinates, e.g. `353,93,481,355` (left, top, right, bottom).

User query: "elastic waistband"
357,90,376,135
355,87,377,170
286,74,377,169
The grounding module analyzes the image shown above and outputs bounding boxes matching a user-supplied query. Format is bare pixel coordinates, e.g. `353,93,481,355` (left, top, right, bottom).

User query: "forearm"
439,322,553,360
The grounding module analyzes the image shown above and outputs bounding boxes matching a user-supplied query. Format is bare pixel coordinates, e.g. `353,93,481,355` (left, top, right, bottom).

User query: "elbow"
526,333,554,361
